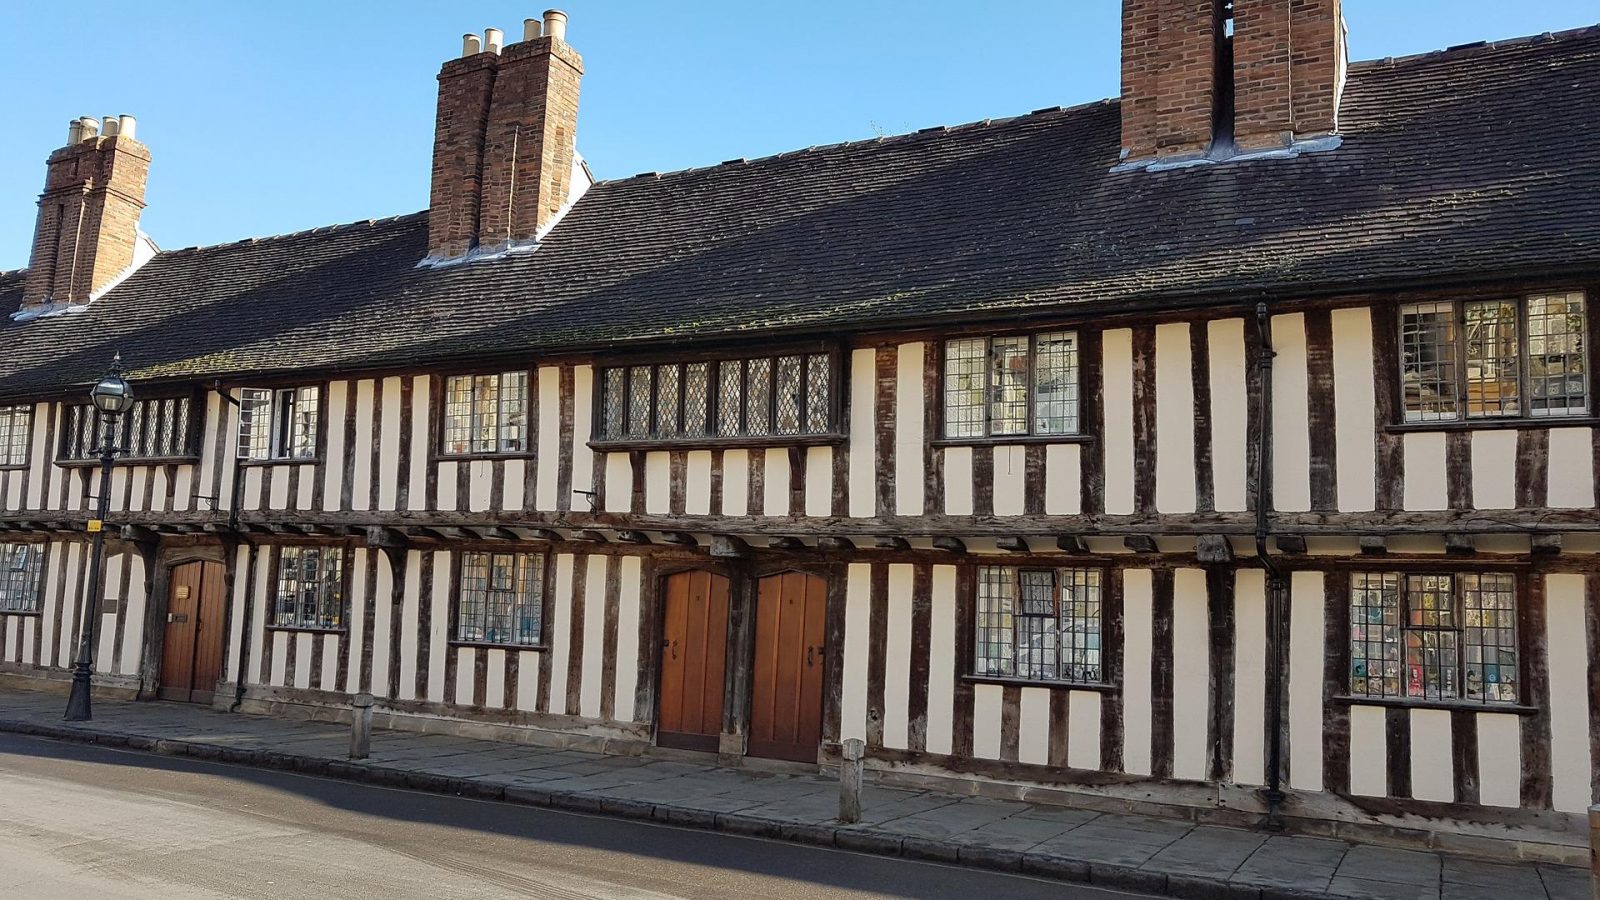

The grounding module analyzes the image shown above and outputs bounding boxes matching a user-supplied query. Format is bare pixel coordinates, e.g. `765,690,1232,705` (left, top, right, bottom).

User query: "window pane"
718,361,743,436
775,356,803,435
1527,292,1589,417
974,567,1015,678
656,365,681,437
472,375,500,453
1015,570,1056,681
1407,574,1455,628
746,358,772,435
499,371,527,452
444,376,473,455
1404,574,1458,700
238,389,273,460
805,354,831,433
944,339,986,438
627,366,652,437
1464,300,1520,418
684,363,710,437
0,543,45,613
0,406,21,466
1059,569,1102,683
274,546,344,629
602,369,626,439
1350,573,1402,698
1033,332,1079,435
1401,302,1459,422
291,387,321,459
989,337,1030,435
1461,573,1518,703
458,552,543,646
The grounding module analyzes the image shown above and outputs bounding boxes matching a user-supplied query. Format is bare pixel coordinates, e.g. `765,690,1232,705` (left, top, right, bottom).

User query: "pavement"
0,731,1111,899
0,687,1590,900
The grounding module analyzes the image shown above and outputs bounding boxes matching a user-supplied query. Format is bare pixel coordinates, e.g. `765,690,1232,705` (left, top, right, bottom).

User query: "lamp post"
63,359,135,722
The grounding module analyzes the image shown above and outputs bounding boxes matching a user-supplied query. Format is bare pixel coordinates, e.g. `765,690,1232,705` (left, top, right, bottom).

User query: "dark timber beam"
1055,535,1087,554
932,537,966,554
1196,535,1233,565
1532,534,1563,556
1123,535,1159,555
469,526,520,542
1444,533,1476,556
424,526,472,542
1358,536,1388,556
1274,535,1308,555
996,536,1030,553
710,535,749,558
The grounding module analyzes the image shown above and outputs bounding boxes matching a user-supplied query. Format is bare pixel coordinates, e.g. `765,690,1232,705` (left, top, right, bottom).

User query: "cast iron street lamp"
63,358,135,722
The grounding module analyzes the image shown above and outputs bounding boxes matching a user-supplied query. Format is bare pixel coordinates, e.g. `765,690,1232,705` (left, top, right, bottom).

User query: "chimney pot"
462,33,482,56
524,17,543,41
118,115,137,141
67,120,83,145
543,9,567,42
78,116,101,141
102,116,120,138
484,27,504,54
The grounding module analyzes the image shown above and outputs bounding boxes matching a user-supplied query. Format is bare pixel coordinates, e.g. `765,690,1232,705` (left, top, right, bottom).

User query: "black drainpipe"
1252,303,1288,820
212,382,252,713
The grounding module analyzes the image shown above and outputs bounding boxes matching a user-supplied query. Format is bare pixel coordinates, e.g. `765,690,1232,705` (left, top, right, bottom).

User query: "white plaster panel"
644,451,671,515
614,556,643,722
895,342,926,516
1103,329,1136,516
1477,713,1523,809
1272,314,1312,512
322,381,348,512
486,648,507,709
396,551,422,701
721,450,749,517
428,551,451,702
943,447,973,515
517,651,540,712
686,450,713,515
409,376,431,511
926,566,957,756
1171,568,1210,781
840,563,872,742
1044,444,1081,515
1018,687,1051,766
581,554,608,719
1287,570,1324,792
1348,705,1388,797
1067,691,1102,771
1208,320,1251,513
466,460,492,512
605,453,632,513
369,557,393,698
763,448,790,516
536,367,561,511
501,459,526,513
294,633,314,689
351,379,375,512
378,377,402,510
1548,428,1596,509
1122,569,1154,776
848,348,877,517
805,447,833,517
547,554,574,716
1409,709,1454,803
882,564,914,750
1546,574,1593,812
972,683,1004,761
570,366,596,504
455,647,475,704
1402,432,1448,511
435,461,457,513
1331,307,1377,512
992,445,1027,517
1470,430,1518,510
1155,322,1197,514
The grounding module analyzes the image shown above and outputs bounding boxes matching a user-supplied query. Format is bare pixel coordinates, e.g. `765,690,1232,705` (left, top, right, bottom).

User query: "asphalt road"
0,732,1144,899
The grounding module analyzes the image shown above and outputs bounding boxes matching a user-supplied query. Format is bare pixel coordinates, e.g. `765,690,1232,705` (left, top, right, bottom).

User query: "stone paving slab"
0,688,1588,900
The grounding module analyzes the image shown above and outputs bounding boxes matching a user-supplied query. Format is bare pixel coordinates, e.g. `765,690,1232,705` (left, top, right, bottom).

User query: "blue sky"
2,1,1595,269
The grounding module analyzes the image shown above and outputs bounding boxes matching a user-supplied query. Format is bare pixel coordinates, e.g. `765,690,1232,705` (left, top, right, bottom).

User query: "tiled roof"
2,26,1599,398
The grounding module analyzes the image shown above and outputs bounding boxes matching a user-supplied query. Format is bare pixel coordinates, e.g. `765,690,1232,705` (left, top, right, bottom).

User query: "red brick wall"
428,54,499,259
1232,0,1344,149
476,36,584,247
23,135,150,308
1121,0,1220,159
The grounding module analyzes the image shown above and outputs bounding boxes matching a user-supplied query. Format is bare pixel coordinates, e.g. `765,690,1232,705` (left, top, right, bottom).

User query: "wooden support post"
1590,805,1600,900
349,692,375,760
839,738,865,825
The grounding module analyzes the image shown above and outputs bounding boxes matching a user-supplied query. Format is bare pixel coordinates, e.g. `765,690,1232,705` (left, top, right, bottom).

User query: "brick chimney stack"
428,10,584,260
22,115,151,310
1120,0,1346,162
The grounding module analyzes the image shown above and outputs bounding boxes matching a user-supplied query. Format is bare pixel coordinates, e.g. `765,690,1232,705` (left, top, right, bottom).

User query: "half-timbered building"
2,2,1598,862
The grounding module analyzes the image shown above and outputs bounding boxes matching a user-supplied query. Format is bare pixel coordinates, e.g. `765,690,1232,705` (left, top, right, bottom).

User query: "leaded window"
238,386,320,461
597,353,835,443
0,543,44,613
0,405,30,466
59,396,195,461
944,331,1080,439
1400,292,1589,423
1349,572,1518,704
975,566,1103,684
457,552,544,646
442,372,529,455
274,546,345,630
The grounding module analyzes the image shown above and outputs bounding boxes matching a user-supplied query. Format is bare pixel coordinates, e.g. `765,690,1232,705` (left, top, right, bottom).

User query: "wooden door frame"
649,561,746,755
742,563,838,763
139,541,236,703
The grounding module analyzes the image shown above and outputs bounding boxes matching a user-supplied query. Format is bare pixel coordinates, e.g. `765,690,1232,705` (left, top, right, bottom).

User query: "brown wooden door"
748,572,828,763
657,570,730,752
159,561,227,704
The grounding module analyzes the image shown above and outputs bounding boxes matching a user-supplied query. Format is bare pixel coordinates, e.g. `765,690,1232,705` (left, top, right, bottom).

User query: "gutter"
211,381,252,713
1252,302,1288,820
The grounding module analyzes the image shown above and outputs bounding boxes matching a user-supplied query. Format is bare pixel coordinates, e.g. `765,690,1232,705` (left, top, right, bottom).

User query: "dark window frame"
57,390,203,463
971,564,1107,688
238,384,323,463
936,329,1090,445
453,550,548,648
0,542,46,614
437,370,534,459
269,544,349,632
0,404,33,469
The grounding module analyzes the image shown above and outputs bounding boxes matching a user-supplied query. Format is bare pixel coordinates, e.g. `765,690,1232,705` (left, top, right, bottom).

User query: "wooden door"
159,561,227,704
657,570,730,752
748,572,828,763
